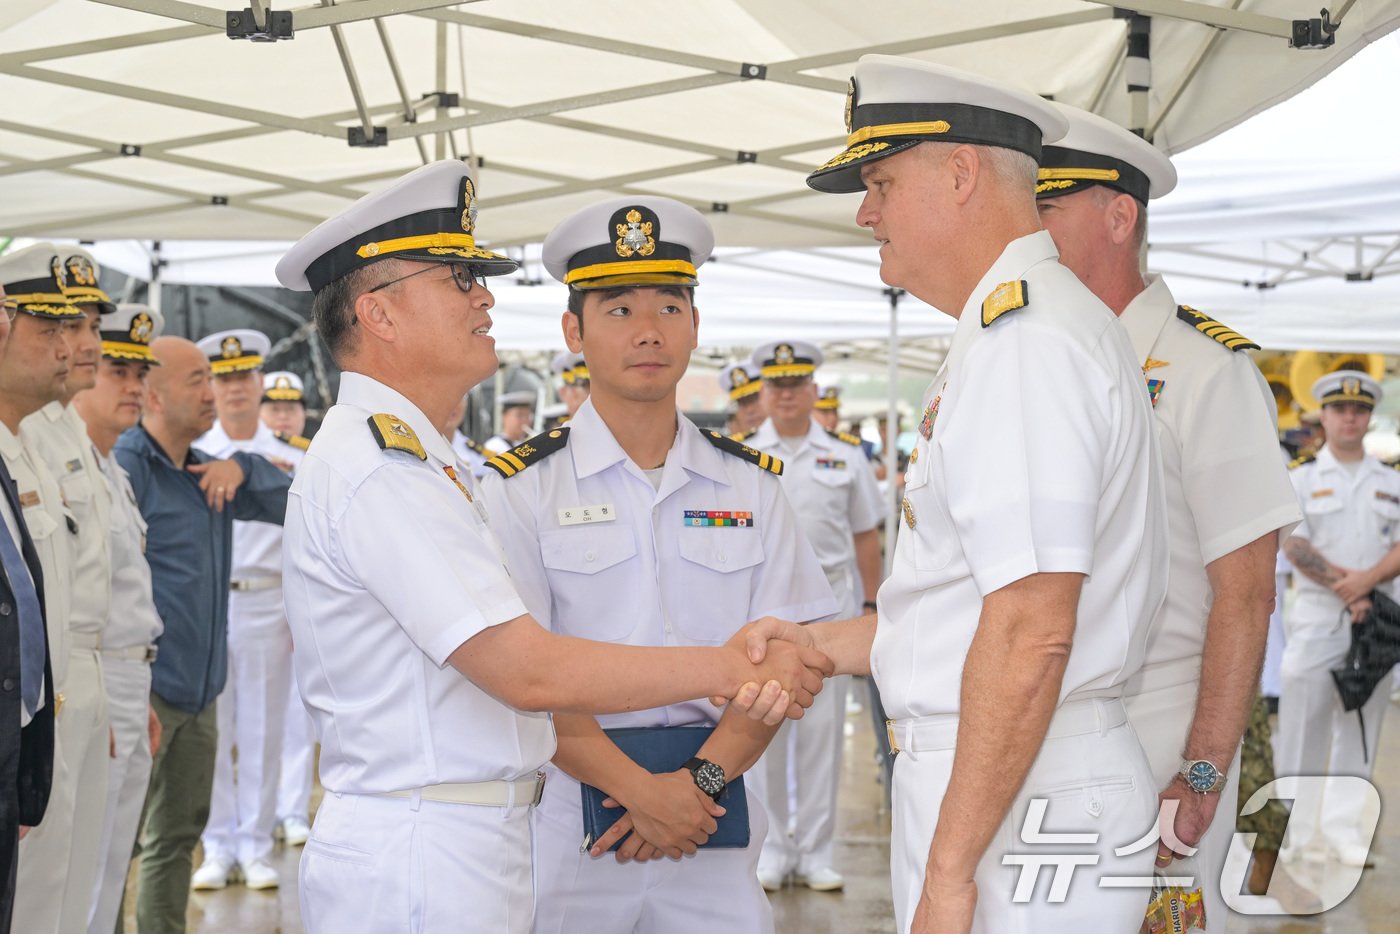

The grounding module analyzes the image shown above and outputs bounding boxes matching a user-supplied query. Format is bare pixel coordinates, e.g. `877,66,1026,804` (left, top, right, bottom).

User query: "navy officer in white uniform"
1034,103,1301,923
274,160,833,934
743,339,884,893
482,196,837,934
743,56,1170,933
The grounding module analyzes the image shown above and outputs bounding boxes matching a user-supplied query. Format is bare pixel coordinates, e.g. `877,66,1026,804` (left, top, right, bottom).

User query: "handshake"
715,617,830,726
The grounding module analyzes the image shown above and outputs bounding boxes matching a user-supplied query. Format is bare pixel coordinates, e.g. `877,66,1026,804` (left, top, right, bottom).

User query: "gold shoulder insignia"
275,431,311,452
367,414,425,460
484,427,570,479
981,279,1029,328
462,435,484,454
1176,305,1259,352
727,429,756,443
703,429,783,476
827,429,864,448
1288,453,1316,470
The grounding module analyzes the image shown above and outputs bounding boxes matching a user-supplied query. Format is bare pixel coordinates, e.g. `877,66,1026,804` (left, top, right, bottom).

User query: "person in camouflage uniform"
1238,693,1321,914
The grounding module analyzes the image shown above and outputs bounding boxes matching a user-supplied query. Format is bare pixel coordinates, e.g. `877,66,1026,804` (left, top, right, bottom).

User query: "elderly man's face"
855,146,955,292
149,338,216,438
372,260,499,399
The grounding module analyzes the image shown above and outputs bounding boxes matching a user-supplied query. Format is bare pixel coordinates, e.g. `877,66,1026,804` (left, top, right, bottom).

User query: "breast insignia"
703,429,783,476
484,427,571,479
981,279,1029,328
1288,453,1316,470
275,431,311,451
1176,306,1259,352
367,414,426,460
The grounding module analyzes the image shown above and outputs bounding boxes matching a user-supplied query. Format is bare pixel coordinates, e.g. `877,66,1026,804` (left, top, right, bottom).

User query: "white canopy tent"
2,0,1399,360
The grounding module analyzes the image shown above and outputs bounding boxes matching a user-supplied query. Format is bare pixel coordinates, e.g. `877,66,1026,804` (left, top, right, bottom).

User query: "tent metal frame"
1,0,1362,275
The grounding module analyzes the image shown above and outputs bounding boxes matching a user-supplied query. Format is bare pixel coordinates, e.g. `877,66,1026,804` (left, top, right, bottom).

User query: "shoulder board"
727,429,756,443
274,431,311,452
1288,453,1316,470
981,279,1029,328
367,414,425,461
1176,306,1259,352
703,429,783,476
484,427,570,479
462,435,484,454
827,429,863,448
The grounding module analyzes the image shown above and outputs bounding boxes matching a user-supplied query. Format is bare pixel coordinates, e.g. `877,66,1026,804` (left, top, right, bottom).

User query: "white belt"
1123,655,1202,697
888,696,1127,756
68,631,159,663
380,772,546,808
230,576,281,592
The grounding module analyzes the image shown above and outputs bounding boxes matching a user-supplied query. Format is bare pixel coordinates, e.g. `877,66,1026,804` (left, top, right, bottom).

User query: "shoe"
758,868,785,892
280,816,311,847
242,858,281,890
1334,842,1375,868
192,856,236,890
798,867,845,892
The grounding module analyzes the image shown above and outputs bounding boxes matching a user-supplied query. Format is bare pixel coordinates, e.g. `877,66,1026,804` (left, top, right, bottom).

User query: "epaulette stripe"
485,456,517,478
499,450,527,472
1176,305,1259,352
702,429,783,475
1288,454,1315,470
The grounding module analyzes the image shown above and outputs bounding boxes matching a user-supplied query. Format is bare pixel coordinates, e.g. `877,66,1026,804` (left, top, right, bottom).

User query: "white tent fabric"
3,0,1399,247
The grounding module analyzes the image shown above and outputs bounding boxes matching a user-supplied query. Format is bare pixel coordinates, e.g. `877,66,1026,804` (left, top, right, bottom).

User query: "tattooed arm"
1282,536,1347,587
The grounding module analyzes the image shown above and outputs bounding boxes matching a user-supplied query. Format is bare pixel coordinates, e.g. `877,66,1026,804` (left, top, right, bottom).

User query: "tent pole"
882,287,901,577
148,240,162,313
434,21,448,161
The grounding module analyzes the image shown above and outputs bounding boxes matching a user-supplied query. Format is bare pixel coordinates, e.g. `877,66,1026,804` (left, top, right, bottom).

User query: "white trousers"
276,671,316,822
201,589,292,866
87,656,153,934
750,674,847,875
1124,668,1241,933
14,646,110,934
531,766,773,934
889,700,1157,934
1276,619,1391,853
301,791,534,934
1260,573,1289,697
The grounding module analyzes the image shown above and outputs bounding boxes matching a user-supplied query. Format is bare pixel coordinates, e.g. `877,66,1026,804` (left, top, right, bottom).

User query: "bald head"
145,335,216,441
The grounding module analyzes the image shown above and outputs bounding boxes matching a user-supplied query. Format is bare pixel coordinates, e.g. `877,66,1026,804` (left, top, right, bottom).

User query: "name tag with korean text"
559,504,616,526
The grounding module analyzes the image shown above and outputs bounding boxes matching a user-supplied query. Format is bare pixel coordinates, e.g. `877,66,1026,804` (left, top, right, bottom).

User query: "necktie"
0,509,44,717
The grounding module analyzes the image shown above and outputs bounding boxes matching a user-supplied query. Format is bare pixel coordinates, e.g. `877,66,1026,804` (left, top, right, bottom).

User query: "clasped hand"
710,617,830,724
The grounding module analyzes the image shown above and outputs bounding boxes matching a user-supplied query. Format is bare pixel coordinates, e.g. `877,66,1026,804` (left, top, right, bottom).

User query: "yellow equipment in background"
1289,351,1387,413
1254,352,1300,430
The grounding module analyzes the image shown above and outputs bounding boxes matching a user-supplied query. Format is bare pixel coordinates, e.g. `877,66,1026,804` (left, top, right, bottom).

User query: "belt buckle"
230,581,245,592
144,645,159,663
532,770,547,807
885,719,900,754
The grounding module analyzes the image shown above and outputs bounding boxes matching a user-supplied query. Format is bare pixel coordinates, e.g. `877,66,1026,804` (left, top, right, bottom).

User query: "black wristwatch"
863,600,878,612
684,757,726,800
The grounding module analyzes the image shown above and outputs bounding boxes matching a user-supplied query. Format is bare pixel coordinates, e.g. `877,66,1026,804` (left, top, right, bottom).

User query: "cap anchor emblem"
221,336,242,359
461,178,478,235
130,312,154,343
615,209,656,258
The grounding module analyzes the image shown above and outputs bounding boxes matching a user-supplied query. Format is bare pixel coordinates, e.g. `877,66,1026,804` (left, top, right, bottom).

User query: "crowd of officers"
2,51,1399,934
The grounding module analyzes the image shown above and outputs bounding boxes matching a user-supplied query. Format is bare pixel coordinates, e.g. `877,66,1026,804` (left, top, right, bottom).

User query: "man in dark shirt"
115,336,289,934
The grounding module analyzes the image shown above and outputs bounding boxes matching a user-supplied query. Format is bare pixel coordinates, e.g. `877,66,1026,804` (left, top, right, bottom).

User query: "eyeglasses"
367,263,484,295
1,299,16,322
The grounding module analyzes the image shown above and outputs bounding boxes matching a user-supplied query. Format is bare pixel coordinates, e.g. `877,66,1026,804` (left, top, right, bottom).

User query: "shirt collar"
1118,274,1176,365
38,400,64,424
748,417,829,453
0,422,21,460
336,372,455,466
567,399,731,487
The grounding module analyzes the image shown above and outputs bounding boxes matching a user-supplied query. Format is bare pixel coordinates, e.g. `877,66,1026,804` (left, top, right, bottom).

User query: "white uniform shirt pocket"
539,525,639,641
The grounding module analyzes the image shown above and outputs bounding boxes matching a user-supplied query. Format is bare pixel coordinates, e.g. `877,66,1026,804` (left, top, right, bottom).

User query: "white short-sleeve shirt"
746,418,885,614
479,400,837,732
22,402,112,637
94,448,164,650
1117,276,1301,673
196,420,305,581
282,372,551,792
1287,447,1400,628
872,231,1169,720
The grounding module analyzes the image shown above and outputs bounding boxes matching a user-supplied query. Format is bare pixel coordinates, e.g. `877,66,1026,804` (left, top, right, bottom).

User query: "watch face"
1185,761,1219,792
693,761,726,796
